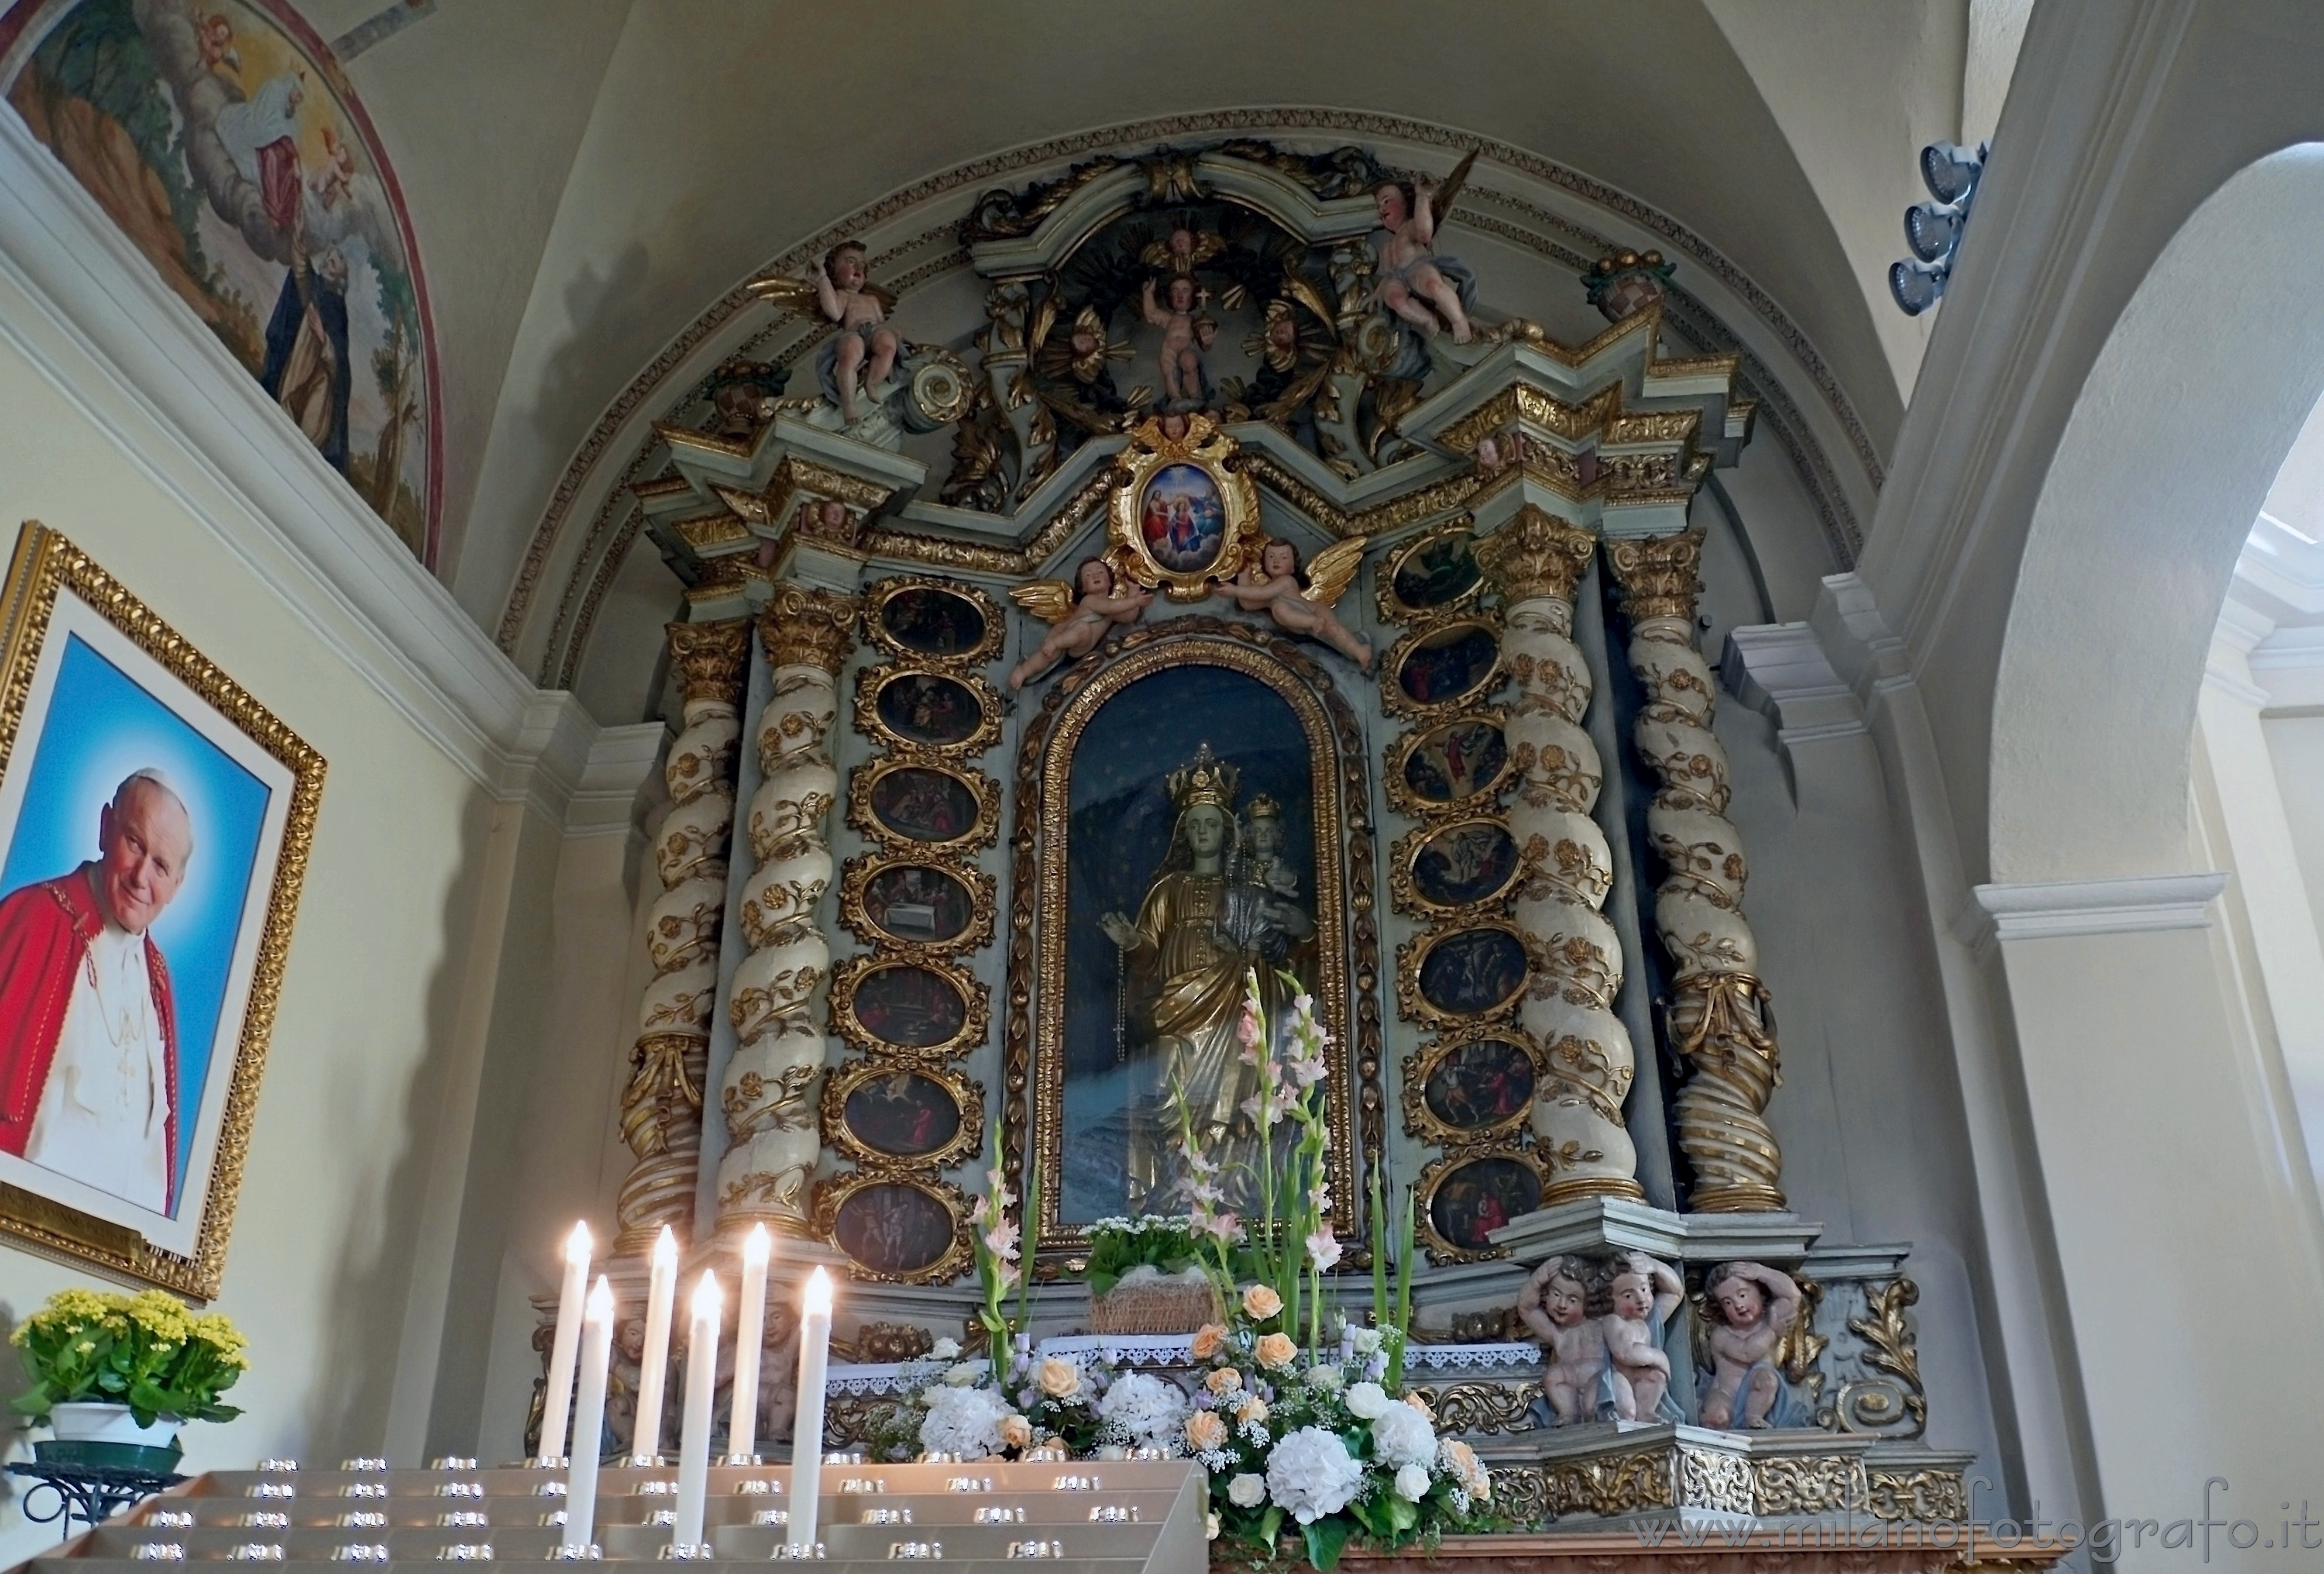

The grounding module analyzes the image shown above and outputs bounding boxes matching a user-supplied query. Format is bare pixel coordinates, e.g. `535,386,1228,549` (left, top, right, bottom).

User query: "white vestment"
24,922,169,1212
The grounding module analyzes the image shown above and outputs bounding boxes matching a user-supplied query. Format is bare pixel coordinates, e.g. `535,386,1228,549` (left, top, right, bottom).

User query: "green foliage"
11,1287,248,1428
1084,1217,1202,1297
27,0,209,273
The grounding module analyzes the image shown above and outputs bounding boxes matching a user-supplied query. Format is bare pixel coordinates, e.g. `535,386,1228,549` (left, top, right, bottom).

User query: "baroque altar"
531,135,2025,1560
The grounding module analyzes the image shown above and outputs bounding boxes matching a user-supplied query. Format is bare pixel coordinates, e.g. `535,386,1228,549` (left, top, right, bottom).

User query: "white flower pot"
51,1401,181,1446
39,1402,183,1471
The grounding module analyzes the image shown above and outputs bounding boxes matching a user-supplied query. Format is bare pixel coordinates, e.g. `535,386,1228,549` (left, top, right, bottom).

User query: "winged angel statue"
1212,536,1374,669
1006,559,1155,693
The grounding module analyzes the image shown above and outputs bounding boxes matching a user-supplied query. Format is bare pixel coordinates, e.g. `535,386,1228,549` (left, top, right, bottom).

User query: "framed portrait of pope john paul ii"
0,524,322,1297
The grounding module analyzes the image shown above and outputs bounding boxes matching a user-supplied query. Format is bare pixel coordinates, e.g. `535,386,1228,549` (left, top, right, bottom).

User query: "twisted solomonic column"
1607,528,1786,1213
616,619,750,1254
1476,509,1642,1204
718,584,857,1238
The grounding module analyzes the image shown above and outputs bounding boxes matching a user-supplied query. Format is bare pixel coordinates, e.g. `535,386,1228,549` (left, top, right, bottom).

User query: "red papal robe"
0,867,179,1211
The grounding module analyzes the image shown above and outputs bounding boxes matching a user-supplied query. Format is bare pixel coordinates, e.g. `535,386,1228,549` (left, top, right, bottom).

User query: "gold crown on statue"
1244,793,1282,822
1167,743,1240,812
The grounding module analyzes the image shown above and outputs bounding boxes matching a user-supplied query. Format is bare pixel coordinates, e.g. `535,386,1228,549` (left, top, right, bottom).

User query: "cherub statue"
1142,274,1209,408
751,240,900,425
1006,557,1153,691
1517,1255,1608,1426
1211,537,1374,669
1697,1260,1804,1430
1600,1252,1684,1423
1140,223,1227,277
1371,150,1481,343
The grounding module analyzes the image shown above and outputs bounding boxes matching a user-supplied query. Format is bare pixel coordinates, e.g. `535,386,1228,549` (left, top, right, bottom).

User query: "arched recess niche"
1992,144,2324,883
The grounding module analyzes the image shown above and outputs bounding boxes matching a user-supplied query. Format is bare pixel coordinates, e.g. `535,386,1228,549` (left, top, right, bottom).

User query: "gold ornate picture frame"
820,1056,985,1173
852,665,1004,757
845,751,1001,855
860,576,1006,670
1104,413,1265,602
0,523,324,1298
828,953,989,1060
1380,616,1505,718
811,1170,974,1286
1400,1025,1543,1146
1383,708,1513,820
1415,1145,1546,1265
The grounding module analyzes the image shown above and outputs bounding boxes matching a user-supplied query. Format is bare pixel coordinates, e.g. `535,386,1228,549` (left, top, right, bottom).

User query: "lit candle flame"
692,1270,723,1318
805,1266,833,1313
652,1224,678,1266
585,1275,614,1322
566,1221,593,1262
744,1222,771,1266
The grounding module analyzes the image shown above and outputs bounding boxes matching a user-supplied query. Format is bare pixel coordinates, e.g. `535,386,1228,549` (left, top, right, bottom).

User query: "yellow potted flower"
11,1287,247,1470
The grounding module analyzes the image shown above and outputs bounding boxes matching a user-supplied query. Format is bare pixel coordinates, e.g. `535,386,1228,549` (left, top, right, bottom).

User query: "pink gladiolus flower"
1306,1229,1343,1272
1204,1211,1243,1244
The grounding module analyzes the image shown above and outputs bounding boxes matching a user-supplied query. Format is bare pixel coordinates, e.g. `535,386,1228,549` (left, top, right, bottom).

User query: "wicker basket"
1088,1266,1223,1335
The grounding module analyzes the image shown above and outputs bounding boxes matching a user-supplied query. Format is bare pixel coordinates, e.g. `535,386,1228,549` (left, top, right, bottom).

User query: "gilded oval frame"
852,664,1005,756
1380,617,1504,718
828,952,989,1059
821,1056,985,1172
1415,1145,1546,1265
1383,707,1512,820
1400,1025,1545,1147
813,1170,974,1286
846,751,1001,855
1390,815,1523,919
1373,518,1484,625
838,852,998,956
1105,413,1264,602
1396,918,1531,1027
861,575,1006,669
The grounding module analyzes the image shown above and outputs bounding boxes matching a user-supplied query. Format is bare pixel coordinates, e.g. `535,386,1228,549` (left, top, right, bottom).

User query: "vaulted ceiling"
277,0,1998,715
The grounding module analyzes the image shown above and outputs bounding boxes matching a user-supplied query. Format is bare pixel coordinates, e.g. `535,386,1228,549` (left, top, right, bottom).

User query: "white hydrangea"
1393,1462,1431,1502
1265,1427,1364,1524
1343,1381,1391,1420
919,1384,1015,1459
1228,1473,1266,1508
1096,1372,1191,1455
1369,1401,1437,1469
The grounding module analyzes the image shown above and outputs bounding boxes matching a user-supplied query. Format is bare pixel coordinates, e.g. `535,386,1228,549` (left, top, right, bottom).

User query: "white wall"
0,91,645,1566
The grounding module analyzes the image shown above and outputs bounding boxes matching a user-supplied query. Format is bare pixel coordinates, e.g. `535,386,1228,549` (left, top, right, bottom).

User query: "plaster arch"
1989,142,2324,883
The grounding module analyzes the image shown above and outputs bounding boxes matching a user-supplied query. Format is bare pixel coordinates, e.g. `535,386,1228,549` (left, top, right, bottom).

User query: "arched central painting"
1030,636,1353,1237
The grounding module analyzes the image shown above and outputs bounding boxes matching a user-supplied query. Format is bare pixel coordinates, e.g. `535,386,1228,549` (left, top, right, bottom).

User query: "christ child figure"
1600,1252,1684,1421
1517,1255,1607,1426
1697,1260,1803,1429
1213,538,1376,669
1007,557,1152,693
1142,274,1206,405
814,240,899,423
1374,179,1474,343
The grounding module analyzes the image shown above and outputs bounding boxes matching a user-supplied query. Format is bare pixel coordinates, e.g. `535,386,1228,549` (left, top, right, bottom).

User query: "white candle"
562,1276,616,1554
673,1271,722,1552
538,1222,592,1463
728,1225,772,1462
633,1225,679,1462
788,1269,834,1552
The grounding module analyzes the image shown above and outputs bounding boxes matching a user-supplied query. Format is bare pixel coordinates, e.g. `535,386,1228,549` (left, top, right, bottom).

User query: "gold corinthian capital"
1476,506,1598,606
759,583,859,674
1604,527,1706,625
665,618,750,707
